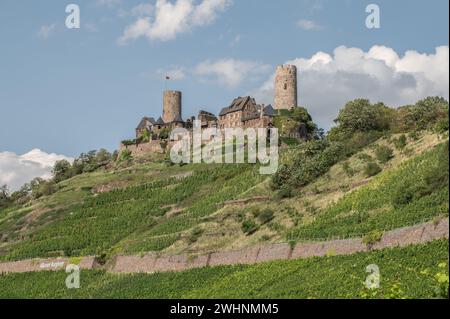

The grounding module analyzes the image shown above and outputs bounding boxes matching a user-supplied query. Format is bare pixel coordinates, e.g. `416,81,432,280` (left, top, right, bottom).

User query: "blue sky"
0,0,448,159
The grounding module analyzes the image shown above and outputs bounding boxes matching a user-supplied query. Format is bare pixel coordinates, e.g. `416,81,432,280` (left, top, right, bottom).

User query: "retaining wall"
0,256,95,274
1,219,448,274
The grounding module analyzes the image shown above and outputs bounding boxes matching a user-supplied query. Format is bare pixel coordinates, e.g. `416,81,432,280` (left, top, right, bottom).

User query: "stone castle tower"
162,90,182,123
274,65,298,110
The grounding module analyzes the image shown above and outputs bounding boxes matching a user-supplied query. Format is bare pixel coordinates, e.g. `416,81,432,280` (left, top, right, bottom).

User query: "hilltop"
0,96,448,299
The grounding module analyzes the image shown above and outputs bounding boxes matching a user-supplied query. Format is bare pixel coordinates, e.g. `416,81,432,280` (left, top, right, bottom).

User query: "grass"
287,141,449,241
0,163,263,261
0,240,447,299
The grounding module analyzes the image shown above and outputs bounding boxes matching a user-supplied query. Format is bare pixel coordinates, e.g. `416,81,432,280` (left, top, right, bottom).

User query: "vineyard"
0,163,264,261
287,141,449,241
0,240,447,299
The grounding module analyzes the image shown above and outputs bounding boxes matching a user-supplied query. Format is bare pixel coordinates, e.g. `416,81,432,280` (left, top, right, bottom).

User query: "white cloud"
251,45,449,129
118,0,231,44
194,58,271,89
37,23,57,39
296,19,321,30
0,149,73,191
130,3,154,16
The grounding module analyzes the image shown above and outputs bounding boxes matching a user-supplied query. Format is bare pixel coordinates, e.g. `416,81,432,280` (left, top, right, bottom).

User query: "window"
284,83,287,90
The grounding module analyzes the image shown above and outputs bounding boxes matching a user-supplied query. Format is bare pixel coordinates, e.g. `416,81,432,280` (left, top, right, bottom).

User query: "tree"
52,160,72,182
95,149,112,165
406,97,449,131
0,184,11,208
334,99,382,133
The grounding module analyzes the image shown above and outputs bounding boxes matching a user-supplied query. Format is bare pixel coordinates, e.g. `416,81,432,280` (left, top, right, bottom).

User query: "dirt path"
0,218,448,275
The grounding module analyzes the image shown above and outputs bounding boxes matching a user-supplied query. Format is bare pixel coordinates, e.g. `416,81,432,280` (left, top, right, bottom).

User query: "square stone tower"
274,65,298,110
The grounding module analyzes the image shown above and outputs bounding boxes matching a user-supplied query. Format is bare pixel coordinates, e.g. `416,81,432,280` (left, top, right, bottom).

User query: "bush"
362,230,384,248
241,220,258,235
342,161,355,177
277,185,293,199
188,227,203,244
364,162,382,177
257,209,275,225
118,149,132,163
393,134,407,150
435,117,449,133
375,145,394,164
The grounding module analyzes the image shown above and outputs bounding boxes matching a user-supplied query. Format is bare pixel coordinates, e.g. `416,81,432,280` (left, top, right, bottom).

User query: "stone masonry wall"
1,219,448,274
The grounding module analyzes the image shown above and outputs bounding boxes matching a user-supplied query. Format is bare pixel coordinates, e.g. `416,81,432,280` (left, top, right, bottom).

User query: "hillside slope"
0,131,447,262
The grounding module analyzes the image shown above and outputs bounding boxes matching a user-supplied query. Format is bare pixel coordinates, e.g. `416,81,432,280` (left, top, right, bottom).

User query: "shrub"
434,117,449,133
241,220,258,235
364,162,382,177
118,149,132,163
357,153,373,162
257,209,275,225
188,227,203,244
277,185,293,199
342,161,355,177
362,230,384,248
393,134,407,150
375,145,394,164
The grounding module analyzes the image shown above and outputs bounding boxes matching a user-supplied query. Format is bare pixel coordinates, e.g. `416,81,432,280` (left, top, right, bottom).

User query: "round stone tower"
274,65,298,110
162,90,182,123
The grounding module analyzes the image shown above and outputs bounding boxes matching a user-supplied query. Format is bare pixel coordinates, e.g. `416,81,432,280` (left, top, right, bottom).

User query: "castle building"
162,90,182,123
274,65,298,110
133,64,298,142
218,96,275,130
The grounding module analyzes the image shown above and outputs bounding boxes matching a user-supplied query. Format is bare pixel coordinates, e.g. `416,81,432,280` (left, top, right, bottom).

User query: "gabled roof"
155,117,165,125
219,96,256,116
263,104,275,117
136,117,156,130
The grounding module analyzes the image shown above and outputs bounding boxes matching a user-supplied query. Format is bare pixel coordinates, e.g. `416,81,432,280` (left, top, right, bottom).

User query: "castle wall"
163,90,182,123
274,65,298,110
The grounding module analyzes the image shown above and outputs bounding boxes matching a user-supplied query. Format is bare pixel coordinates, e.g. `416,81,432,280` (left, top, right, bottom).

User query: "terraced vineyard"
0,240,447,299
287,141,449,241
0,163,264,261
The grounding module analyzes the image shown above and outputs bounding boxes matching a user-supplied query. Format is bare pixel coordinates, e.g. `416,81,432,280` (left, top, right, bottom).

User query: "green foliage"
241,219,258,235
362,230,383,248
272,140,346,189
274,106,318,138
364,162,382,177
375,145,394,164
276,185,293,199
0,240,447,299
403,97,449,131
159,128,170,140
433,262,449,299
280,137,300,146
188,227,203,244
255,209,275,225
330,99,390,137
287,142,449,241
0,164,262,261
52,160,72,183
0,185,10,209
118,149,133,163
393,134,407,150
341,161,355,177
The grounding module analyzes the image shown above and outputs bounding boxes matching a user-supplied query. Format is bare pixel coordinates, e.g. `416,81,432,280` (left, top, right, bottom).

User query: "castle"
134,64,298,142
